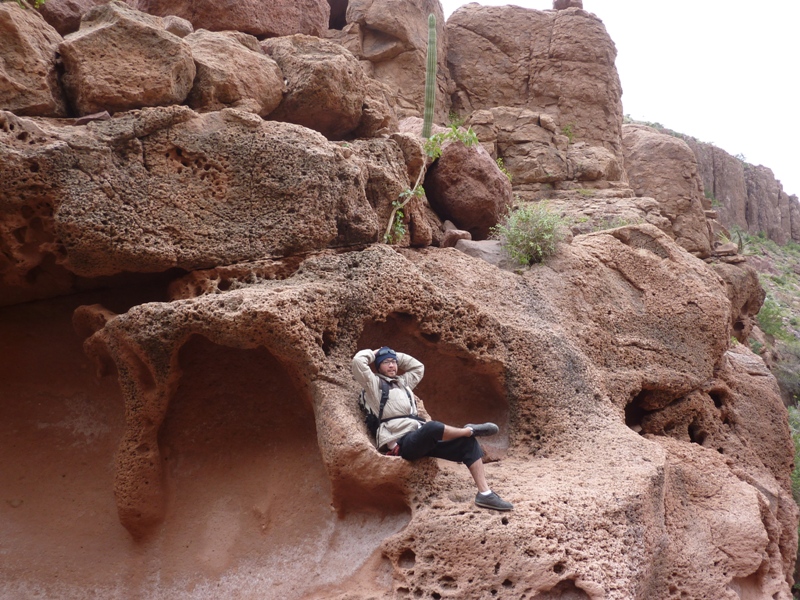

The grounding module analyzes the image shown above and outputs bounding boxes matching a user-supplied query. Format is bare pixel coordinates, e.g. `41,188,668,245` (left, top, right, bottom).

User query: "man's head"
375,346,398,377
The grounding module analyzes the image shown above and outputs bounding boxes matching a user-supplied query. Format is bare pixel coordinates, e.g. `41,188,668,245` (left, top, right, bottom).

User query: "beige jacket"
351,349,425,450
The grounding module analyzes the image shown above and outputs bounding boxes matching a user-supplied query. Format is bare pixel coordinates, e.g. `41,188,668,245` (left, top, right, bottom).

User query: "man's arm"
396,352,424,390
352,349,381,411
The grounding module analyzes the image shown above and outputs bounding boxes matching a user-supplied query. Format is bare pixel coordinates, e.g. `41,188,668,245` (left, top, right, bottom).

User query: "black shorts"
398,421,484,467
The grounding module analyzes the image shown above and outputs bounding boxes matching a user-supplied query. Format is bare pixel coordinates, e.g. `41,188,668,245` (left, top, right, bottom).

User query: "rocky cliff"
628,121,800,247
1,1,797,599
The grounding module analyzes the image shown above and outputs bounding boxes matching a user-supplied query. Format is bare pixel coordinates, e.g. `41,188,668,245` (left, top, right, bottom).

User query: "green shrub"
757,294,787,339
491,202,568,265
788,406,800,502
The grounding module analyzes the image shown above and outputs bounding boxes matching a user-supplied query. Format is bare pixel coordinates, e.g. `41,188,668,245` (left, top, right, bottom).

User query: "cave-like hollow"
358,312,510,456
153,334,408,597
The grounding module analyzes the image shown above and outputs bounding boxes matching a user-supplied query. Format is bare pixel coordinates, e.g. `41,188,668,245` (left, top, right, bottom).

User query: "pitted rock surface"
58,1,195,116
50,229,795,598
0,107,386,289
0,3,66,117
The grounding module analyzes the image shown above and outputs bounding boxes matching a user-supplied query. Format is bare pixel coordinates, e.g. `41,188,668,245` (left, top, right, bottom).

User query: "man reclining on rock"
352,346,513,511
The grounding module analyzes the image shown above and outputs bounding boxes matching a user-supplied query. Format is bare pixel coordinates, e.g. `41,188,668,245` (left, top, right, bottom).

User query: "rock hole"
502,579,514,588
431,594,441,600
328,0,348,30
158,335,408,593
439,575,456,589
29,161,39,172
399,548,416,569
358,312,509,453
321,330,335,356
501,516,509,525
688,418,707,445
494,562,500,574
553,562,565,574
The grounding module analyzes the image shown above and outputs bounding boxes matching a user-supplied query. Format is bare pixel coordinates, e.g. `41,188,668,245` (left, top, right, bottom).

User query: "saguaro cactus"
421,13,437,139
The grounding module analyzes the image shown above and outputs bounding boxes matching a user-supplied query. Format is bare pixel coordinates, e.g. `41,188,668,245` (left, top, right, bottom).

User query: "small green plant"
577,188,593,197
749,339,763,354
491,202,568,265
496,157,512,182
561,123,575,143
788,406,800,502
9,0,46,7
448,111,465,128
757,294,787,339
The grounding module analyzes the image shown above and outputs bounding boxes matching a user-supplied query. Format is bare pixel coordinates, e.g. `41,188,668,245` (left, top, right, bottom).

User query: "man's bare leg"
441,425,473,441
468,458,490,493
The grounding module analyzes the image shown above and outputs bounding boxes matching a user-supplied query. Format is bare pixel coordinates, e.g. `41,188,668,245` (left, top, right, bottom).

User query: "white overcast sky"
440,0,800,198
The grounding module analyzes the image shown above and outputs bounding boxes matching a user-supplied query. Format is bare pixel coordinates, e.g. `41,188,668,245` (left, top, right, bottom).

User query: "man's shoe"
466,422,499,437
475,491,513,511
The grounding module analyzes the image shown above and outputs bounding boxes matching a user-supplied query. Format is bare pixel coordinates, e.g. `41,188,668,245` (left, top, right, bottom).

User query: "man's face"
378,358,398,377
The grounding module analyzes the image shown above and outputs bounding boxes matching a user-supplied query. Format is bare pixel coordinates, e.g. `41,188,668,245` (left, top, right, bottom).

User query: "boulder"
425,139,513,240
0,3,66,117
622,124,712,257
137,0,329,38
454,238,513,269
162,14,192,37
325,0,450,121
567,142,624,181
59,1,195,116
36,0,136,36
0,107,380,290
710,261,765,342
447,4,624,159
261,35,365,140
353,76,398,138
483,106,569,185
185,29,284,117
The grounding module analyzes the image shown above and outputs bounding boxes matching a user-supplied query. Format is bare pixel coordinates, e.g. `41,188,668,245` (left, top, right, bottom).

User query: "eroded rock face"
261,35,366,139
447,5,623,159
622,124,712,257
137,0,330,38
0,3,66,117
60,228,796,597
59,1,195,116
711,261,765,342
184,29,285,117
0,107,386,295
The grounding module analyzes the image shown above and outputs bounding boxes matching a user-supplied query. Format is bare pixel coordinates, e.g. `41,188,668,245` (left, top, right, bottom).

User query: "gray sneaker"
475,491,513,511
466,422,499,437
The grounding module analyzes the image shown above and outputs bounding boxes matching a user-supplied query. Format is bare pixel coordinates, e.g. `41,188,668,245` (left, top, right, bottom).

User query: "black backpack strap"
377,379,391,422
